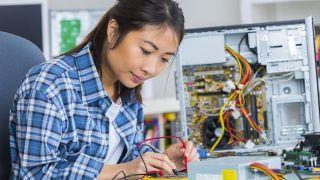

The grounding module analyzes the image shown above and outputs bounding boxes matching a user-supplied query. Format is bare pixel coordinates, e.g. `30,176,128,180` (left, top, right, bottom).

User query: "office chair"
0,31,46,179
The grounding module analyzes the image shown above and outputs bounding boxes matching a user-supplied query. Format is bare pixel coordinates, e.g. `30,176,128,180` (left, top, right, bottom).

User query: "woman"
9,0,199,179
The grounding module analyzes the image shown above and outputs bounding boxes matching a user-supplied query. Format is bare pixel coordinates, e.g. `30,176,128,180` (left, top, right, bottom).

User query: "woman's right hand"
125,152,177,176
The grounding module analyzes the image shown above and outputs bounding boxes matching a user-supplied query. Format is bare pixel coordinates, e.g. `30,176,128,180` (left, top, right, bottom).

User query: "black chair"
0,31,46,179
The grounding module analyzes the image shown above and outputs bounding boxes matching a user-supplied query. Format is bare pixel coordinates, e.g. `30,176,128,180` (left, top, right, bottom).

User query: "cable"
111,170,126,180
238,34,247,53
137,136,188,172
113,143,171,180
241,106,263,134
250,162,284,180
209,91,236,152
209,45,266,152
113,136,186,180
227,46,262,134
140,143,162,153
209,46,251,152
238,34,257,55
111,148,148,180
139,142,181,176
138,144,149,175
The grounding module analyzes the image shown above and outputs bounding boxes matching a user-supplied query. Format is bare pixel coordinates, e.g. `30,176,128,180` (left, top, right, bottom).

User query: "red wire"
241,106,262,134
224,112,234,143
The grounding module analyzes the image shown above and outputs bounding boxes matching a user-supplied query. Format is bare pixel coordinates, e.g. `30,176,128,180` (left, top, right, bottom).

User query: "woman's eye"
161,58,169,63
141,47,151,55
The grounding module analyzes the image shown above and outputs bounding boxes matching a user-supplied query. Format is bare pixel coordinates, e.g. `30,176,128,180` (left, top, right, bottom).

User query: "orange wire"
250,163,281,180
241,106,262,134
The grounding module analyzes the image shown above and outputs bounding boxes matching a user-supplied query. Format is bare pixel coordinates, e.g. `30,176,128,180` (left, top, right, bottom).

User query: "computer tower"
175,16,320,153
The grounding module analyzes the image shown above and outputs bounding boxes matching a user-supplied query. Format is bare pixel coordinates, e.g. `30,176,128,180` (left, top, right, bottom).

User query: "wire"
209,91,236,152
209,46,252,152
111,170,127,180
140,143,162,153
250,162,284,180
113,137,185,180
137,136,188,171
241,106,262,134
113,143,168,180
209,45,266,152
238,34,257,55
238,35,247,53
138,144,149,174
111,146,152,180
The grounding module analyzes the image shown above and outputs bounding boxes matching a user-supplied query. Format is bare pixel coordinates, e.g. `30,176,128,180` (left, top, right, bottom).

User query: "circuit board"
182,62,269,150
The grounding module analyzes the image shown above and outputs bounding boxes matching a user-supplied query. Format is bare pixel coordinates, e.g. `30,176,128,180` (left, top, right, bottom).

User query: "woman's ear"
107,19,119,48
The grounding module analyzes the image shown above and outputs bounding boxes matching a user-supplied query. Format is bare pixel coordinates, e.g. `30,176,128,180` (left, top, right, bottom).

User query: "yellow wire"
225,46,243,84
210,46,264,152
209,92,236,152
251,165,282,180
252,167,274,179
209,46,248,152
237,90,262,134
250,166,280,180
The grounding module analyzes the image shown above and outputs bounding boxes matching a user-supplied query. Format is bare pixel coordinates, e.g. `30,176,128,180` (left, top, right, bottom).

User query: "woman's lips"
131,73,145,84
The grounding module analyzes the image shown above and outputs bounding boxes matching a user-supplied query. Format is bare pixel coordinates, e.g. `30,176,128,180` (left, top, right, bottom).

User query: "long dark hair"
62,0,184,103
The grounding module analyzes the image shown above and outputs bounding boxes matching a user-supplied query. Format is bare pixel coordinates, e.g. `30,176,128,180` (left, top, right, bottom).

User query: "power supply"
188,156,281,180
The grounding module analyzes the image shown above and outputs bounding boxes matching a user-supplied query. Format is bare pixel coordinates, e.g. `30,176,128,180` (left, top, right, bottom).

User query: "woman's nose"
142,57,158,76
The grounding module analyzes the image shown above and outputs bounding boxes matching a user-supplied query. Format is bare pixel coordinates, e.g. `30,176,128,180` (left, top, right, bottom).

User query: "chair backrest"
0,31,46,179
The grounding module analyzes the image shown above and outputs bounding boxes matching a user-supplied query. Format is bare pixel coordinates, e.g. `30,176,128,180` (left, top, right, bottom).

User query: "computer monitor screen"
0,4,43,50
0,1,49,58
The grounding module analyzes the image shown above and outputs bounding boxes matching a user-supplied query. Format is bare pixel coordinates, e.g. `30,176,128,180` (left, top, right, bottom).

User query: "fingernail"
171,162,176,169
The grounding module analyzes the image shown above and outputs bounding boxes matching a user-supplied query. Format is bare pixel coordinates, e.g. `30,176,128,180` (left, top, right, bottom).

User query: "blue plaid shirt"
9,43,150,179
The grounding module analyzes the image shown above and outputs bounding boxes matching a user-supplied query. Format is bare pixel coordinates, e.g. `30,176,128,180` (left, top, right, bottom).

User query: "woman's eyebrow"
165,52,175,56
143,40,175,55
143,40,159,50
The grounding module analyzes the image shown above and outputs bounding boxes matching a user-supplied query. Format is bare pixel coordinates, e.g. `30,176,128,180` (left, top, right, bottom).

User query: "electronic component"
284,150,316,165
303,133,320,160
283,132,320,168
188,156,281,180
280,132,320,178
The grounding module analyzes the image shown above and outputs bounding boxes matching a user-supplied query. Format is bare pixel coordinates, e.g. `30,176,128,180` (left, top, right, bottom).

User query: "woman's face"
105,23,179,88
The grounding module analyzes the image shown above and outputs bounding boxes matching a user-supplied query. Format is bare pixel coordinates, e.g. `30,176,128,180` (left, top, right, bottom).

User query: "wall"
249,1,320,25
274,2,320,25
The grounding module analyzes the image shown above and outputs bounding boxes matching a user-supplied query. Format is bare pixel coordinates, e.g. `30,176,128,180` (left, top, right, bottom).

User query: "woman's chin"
120,80,140,88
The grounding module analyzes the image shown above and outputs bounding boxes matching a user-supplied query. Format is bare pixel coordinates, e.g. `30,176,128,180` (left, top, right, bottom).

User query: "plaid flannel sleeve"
10,89,104,179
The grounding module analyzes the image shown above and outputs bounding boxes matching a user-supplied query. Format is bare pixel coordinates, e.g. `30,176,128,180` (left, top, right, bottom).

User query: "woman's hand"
125,152,177,176
98,152,176,179
164,141,200,171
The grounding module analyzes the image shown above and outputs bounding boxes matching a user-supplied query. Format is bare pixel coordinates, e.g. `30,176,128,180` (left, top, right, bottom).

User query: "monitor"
0,0,49,59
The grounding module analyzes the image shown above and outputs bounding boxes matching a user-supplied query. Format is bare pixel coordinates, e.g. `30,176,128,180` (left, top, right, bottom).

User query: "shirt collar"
74,42,108,105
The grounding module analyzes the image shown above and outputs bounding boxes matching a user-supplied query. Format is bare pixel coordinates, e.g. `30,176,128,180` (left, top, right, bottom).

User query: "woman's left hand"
164,141,200,171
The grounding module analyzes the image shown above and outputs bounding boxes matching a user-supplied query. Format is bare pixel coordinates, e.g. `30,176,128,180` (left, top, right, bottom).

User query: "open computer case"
175,16,320,153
